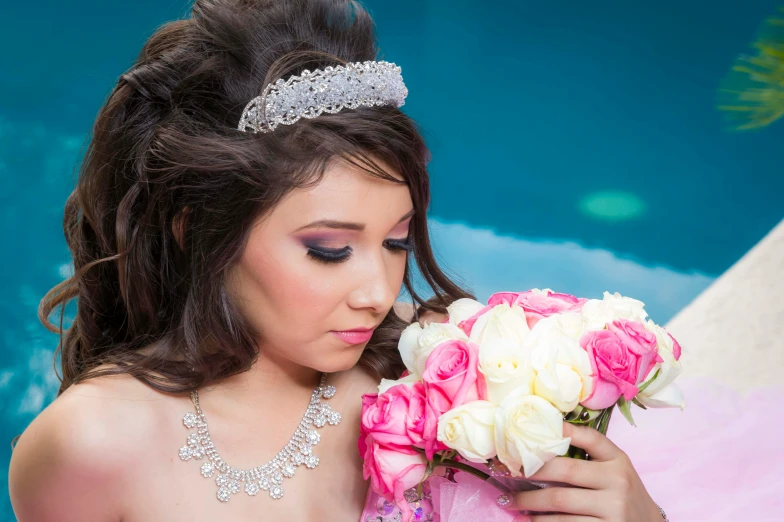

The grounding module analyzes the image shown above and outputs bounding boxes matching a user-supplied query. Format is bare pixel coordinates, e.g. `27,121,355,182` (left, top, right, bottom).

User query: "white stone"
183,412,197,429
200,462,215,478
270,485,284,499
217,487,231,502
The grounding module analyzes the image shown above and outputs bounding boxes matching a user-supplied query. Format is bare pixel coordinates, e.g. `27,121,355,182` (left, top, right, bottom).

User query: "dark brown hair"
39,0,475,397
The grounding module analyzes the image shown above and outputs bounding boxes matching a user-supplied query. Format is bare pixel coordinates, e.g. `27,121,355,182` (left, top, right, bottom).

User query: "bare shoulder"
9,371,181,522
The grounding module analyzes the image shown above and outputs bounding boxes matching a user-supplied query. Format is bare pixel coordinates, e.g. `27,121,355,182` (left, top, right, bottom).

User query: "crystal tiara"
237,60,408,133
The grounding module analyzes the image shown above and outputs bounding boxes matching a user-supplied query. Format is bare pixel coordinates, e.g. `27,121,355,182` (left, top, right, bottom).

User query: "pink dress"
360,377,784,522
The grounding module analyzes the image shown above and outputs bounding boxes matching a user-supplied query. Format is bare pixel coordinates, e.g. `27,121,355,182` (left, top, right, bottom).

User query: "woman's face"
227,157,414,374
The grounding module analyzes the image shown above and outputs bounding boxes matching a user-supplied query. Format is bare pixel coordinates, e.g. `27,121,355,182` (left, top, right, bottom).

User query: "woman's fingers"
528,456,611,490
562,422,620,462
510,486,604,518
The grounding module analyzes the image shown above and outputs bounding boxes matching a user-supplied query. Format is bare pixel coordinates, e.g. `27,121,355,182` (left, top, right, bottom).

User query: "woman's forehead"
261,160,413,232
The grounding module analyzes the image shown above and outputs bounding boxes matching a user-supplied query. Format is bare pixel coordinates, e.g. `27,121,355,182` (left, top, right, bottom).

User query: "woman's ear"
172,206,191,251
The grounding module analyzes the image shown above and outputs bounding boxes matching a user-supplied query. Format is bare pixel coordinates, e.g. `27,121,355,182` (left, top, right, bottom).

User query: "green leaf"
637,369,660,395
617,397,637,427
631,397,648,410
594,406,615,436
565,405,603,425
424,460,435,481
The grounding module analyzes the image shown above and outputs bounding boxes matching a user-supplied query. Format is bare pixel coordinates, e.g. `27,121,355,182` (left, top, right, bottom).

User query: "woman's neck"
198,351,322,421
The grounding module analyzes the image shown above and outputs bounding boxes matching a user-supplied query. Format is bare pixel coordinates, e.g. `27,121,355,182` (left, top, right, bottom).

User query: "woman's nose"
347,258,399,313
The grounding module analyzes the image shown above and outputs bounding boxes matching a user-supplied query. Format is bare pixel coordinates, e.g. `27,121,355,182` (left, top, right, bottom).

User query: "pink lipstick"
331,328,375,344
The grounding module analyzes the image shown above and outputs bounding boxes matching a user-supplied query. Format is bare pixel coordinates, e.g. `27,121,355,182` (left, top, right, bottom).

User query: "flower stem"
567,406,614,460
595,406,614,436
434,459,492,481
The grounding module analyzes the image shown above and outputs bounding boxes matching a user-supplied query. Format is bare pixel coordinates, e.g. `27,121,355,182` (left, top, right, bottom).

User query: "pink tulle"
429,474,517,522
607,377,784,521
361,377,784,522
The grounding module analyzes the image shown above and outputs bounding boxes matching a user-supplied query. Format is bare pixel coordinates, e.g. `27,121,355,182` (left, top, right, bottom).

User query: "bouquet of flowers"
359,290,685,521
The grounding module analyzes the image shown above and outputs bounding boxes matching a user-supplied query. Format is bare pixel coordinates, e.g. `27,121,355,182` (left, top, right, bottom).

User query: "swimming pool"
2,0,783,519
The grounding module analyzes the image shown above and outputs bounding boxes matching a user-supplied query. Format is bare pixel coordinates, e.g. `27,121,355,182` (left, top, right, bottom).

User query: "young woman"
8,1,665,520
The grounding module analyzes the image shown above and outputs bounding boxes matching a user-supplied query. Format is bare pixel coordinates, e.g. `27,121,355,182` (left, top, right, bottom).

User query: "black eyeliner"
384,237,415,251
306,245,352,263
306,237,413,264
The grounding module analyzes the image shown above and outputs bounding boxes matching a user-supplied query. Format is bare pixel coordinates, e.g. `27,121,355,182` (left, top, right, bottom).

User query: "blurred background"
1,0,783,520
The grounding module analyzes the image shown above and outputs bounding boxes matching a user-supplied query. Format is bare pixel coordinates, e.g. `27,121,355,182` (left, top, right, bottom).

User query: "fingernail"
496,493,512,508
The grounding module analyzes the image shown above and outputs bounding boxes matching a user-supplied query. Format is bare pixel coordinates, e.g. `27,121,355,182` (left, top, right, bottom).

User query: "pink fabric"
607,377,784,521
361,377,784,521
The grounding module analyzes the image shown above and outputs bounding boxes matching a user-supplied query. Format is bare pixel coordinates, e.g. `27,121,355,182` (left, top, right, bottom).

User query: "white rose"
478,338,535,405
638,381,685,409
494,391,571,478
469,303,531,345
437,401,497,463
446,298,487,326
378,372,421,395
525,313,594,412
397,321,469,379
581,291,648,329
533,288,554,294
637,320,685,409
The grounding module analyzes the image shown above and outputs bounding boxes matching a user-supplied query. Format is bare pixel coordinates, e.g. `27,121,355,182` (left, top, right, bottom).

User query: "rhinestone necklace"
178,373,340,502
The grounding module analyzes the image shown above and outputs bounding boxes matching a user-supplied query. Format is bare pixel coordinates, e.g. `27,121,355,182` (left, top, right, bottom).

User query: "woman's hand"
508,422,663,522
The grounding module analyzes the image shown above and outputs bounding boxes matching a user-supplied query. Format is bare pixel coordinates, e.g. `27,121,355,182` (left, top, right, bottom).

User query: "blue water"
1,0,783,519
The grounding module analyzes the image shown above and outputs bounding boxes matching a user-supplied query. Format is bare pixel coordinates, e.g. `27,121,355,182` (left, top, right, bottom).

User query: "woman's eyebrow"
294,208,415,232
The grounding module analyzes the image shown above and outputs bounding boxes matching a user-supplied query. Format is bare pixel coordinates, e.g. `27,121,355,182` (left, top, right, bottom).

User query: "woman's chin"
315,345,367,374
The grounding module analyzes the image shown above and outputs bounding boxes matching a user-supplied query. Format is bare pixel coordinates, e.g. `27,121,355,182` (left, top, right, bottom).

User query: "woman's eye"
306,246,352,264
384,237,415,252
306,237,413,265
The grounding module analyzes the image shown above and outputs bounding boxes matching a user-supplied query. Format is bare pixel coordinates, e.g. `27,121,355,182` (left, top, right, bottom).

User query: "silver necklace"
178,373,340,502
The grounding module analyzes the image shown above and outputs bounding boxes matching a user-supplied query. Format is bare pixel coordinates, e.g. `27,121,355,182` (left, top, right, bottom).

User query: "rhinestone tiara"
237,60,408,133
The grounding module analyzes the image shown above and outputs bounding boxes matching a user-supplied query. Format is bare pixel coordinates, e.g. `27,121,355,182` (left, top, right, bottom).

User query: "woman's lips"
331,329,374,344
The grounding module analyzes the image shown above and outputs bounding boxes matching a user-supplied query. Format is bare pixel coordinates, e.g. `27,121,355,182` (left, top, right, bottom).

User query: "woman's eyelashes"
306,237,414,264
306,245,351,264
384,237,415,252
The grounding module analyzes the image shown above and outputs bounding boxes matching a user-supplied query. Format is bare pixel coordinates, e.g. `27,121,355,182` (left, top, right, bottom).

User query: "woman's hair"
40,0,476,397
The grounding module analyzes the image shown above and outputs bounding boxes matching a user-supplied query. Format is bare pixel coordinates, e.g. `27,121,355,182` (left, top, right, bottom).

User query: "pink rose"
422,385,452,459
456,304,493,336
608,319,662,384
579,324,659,410
421,338,484,459
670,332,682,361
422,339,484,408
360,432,427,519
360,383,428,447
488,290,587,328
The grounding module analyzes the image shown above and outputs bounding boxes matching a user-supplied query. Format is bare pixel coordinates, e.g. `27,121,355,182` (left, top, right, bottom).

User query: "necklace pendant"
245,482,260,496
201,462,215,478
270,485,284,499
